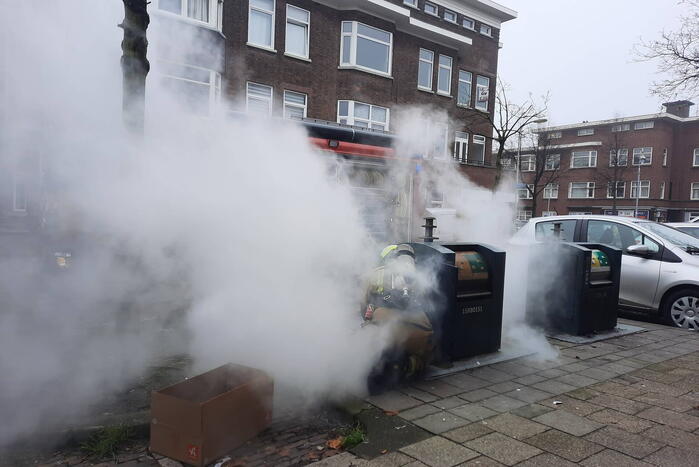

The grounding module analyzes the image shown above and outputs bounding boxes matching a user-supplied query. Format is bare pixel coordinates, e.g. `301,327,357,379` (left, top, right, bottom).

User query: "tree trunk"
531,194,537,218
120,0,150,136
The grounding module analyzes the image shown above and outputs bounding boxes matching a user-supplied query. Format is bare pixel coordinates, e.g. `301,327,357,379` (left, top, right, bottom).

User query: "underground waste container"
525,242,621,336
410,242,506,362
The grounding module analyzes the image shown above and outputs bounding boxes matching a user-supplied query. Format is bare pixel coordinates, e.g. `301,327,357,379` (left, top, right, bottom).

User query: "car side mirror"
627,244,651,256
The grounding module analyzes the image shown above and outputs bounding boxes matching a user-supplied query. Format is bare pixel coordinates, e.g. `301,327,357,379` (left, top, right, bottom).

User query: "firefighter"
363,244,434,393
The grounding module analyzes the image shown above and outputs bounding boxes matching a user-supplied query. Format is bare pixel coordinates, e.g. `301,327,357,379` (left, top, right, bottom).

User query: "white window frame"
611,123,630,132
545,154,560,171
520,155,535,172
340,21,393,76
549,131,562,139
417,48,434,91
480,24,492,37
543,183,559,200
337,100,389,130
156,60,221,115
472,135,486,164
155,0,220,29
453,131,469,163
517,209,533,222
634,121,654,130
437,55,453,96
609,149,628,167
430,123,449,160
571,150,597,168
246,81,273,115
12,176,26,212
457,70,472,107
424,1,439,16
631,180,651,199
444,9,457,23
577,128,594,136
462,17,475,30
517,185,533,199
542,211,557,217
283,90,307,119
248,0,276,50
692,183,699,201
694,148,699,167
475,75,489,111
660,181,666,199
403,0,418,7
569,182,595,199
632,147,653,166
663,148,668,166
285,4,310,60
607,181,625,199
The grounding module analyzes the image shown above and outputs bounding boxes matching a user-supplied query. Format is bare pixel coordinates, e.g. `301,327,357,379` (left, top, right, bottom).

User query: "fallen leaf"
383,410,399,416
327,438,343,450
380,449,388,454
278,448,291,457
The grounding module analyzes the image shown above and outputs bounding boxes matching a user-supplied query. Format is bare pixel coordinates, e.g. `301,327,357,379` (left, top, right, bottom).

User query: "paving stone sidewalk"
312,319,699,467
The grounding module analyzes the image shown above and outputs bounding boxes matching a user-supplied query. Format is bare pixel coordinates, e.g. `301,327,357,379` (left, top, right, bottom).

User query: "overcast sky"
498,0,691,126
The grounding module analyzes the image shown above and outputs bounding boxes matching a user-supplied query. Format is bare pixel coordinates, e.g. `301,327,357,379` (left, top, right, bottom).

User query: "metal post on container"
553,222,562,239
421,217,439,243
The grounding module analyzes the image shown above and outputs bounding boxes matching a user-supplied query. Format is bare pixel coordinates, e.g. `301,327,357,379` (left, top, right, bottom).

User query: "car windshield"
635,221,699,250
676,226,699,239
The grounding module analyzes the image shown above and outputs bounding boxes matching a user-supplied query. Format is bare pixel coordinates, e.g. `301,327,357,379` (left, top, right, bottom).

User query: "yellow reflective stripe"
380,245,397,258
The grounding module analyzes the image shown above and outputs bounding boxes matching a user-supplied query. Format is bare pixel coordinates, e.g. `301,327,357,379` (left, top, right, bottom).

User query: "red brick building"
515,101,699,223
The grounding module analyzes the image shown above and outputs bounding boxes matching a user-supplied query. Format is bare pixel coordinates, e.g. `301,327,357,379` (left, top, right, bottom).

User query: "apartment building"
221,0,516,187
515,101,699,223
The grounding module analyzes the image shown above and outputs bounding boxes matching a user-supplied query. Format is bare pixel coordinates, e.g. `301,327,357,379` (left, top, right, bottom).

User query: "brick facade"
515,102,699,222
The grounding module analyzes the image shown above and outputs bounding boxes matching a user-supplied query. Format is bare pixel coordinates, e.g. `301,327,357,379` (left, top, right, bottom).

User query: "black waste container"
410,242,506,362
525,242,621,336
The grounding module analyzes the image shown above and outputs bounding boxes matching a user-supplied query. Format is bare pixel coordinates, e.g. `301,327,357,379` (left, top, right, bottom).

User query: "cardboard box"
150,363,273,466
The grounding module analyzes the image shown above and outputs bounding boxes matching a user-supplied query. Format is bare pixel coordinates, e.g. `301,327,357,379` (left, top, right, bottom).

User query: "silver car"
666,222,699,239
514,215,699,330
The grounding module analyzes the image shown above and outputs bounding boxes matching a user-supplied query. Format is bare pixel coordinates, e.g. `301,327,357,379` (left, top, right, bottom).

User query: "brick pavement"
312,319,699,467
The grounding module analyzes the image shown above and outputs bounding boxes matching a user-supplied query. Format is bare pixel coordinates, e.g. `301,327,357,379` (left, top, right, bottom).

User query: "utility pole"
120,0,150,136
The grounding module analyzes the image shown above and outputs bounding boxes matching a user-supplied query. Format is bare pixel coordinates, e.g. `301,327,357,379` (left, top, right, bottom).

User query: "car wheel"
662,288,699,331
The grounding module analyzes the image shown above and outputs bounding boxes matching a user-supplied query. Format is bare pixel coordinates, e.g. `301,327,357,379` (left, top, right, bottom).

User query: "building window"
472,135,486,163
457,70,472,107
611,123,630,132
249,0,275,49
157,61,221,115
444,9,457,23
634,121,654,130
285,5,310,59
692,183,699,200
246,82,273,115
283,90,307,119
453,131,469,163
548,131,562,139
631,180,651,199
437,55,452,95
660,181,666,199
543,183,559,199
518,185,533,199
480,24,493,36
610,149,628,166
517,209,532,222
430,123,449,159
607,181,625,198
571,150,597,168
520,155,535,172
337,100,389,130
340,21,392,75
424,1,438,16
475,75,489,111
569,182,595,199
403,0,418,7
157,0,219,28
663,148,668,166
545,154,560,170
694,148,699,166
12,177,27,212
577,128,594,136
418,49,434,90
632,147,652,165
463,17,475,30
542,211,557,217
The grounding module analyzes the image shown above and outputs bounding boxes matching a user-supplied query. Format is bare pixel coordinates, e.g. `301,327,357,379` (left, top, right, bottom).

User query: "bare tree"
462,79,548,189
596,129,629,214
120,0,150,136
636,1,699,98
519,134,564,217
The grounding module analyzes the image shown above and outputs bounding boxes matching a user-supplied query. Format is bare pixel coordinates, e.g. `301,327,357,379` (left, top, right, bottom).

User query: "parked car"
666,222,699,239
512,215,699,330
